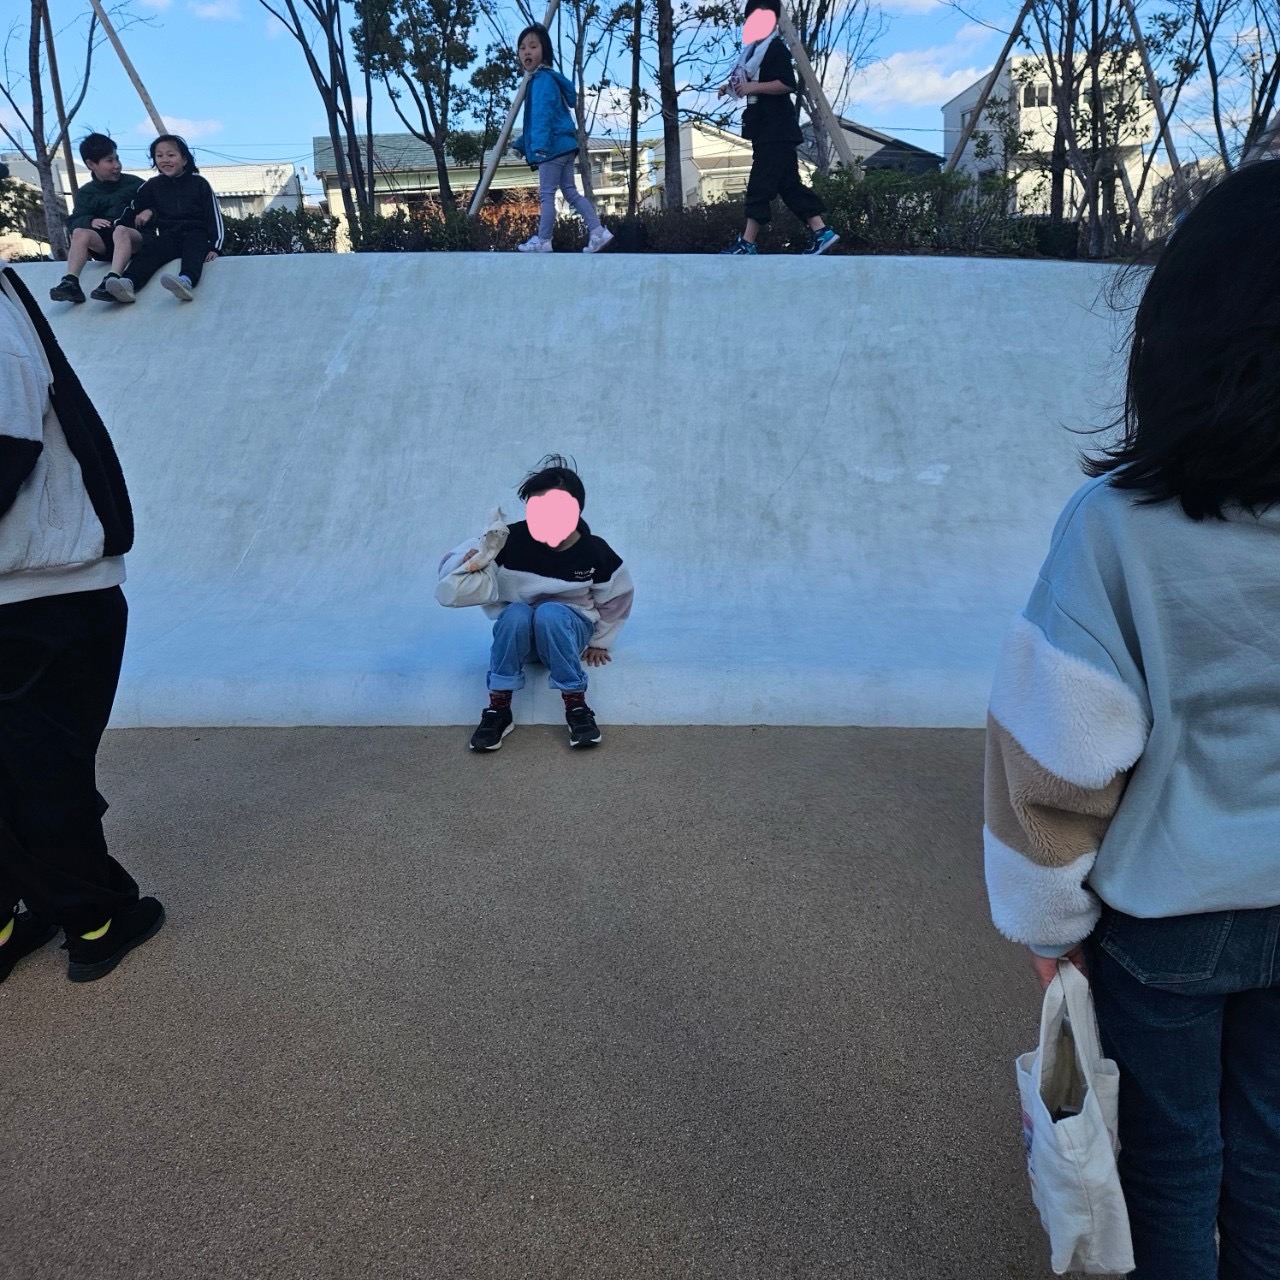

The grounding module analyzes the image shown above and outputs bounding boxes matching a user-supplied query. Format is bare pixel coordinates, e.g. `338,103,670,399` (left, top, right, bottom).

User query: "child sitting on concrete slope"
436,455,634,751
509,24,613,255
101,134,224,305
49,133,145,305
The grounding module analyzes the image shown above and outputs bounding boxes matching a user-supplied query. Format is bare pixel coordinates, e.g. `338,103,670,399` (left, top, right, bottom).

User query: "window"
961,109,973,128
1023,83,1050,108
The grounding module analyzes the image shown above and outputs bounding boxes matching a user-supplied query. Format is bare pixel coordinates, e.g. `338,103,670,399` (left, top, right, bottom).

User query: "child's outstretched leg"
556,159,612,253
93,226,143,301
161,228,213,301
106,230,177,303
774,150,838,255
517,163,561,252
470,603,535,751
531,603,601,748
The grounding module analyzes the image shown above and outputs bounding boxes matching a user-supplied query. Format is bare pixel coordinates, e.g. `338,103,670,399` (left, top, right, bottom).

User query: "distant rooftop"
313,132,655,176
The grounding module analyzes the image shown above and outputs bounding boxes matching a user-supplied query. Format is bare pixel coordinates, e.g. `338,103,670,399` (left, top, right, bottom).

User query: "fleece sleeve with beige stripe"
983,604,1150,957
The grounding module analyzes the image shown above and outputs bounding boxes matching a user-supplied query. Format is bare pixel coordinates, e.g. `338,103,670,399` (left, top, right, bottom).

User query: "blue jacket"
512,66,579,165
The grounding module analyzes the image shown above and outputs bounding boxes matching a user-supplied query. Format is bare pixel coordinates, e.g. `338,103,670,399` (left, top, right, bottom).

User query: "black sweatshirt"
742,40,803,145
117,169,225,252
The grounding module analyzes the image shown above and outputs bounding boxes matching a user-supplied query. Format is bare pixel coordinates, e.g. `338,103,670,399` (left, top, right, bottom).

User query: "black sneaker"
90,274,120,301
50,275,86,303
566,703,602,748
470,705,514,751
64,896,165,982
0,913,59,984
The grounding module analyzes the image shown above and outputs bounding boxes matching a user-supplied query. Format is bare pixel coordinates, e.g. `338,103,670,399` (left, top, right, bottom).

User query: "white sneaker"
160,273,194,300
583,226,614,254
104,276,135,303
517,235,552,253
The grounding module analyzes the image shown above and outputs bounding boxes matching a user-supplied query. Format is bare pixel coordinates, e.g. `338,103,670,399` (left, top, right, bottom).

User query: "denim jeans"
1083,904,1280,1280
537,153,601,241
487,601,594,693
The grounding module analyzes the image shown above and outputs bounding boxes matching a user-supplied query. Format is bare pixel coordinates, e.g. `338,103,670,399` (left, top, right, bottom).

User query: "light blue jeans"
487,602,594,693
537,152,601,241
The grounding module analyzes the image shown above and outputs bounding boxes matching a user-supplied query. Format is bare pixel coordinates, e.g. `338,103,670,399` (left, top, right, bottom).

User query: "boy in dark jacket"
101,134,224,304
49,133,145,304
0,267,164,985
718,0,838,256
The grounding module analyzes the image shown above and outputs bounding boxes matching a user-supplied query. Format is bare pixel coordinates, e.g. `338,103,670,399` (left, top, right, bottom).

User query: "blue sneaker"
719,235,759,255
803,227,839,256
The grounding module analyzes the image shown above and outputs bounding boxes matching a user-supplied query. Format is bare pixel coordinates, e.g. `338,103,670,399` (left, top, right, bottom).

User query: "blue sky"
6,0,1008,192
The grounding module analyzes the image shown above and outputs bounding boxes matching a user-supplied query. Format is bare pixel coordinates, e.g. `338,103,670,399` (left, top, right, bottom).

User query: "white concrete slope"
17,253,1126,728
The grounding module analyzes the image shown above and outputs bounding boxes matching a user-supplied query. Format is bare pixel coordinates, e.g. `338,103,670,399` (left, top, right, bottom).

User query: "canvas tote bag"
1016,959,1135,1275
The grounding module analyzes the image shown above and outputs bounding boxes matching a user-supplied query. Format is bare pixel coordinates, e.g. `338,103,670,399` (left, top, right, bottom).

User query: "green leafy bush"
221,207,339,255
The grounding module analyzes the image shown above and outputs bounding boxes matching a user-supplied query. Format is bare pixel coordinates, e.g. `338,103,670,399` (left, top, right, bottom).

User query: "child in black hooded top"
103,134,224,304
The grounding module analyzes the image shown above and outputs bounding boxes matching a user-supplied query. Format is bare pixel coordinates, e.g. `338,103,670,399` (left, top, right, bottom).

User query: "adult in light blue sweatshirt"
509,24,612,254
985,159,1280,1279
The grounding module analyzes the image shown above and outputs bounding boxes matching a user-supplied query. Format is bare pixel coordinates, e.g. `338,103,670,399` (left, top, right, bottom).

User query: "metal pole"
85,0,166,135
774,8,856,171
39,0,79,194
467,0,562,218
944,0,1035,174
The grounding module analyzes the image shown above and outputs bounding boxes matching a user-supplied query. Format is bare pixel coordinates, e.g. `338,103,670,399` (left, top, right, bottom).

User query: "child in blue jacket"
510,25,613,254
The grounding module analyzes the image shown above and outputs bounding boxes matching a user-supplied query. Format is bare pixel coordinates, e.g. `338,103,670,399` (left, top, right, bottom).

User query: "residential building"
942,54,1158,216
799,118,943,174
312,133,649,248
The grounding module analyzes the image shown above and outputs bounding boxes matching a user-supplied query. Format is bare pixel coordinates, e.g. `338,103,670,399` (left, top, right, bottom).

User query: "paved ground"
0,727,1109,1280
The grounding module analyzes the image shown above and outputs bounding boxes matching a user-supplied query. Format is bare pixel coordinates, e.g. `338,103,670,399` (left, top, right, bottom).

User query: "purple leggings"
538,153,601,240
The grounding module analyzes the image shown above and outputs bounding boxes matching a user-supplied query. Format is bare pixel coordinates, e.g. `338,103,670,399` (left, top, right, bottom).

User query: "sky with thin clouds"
13,0,1011,190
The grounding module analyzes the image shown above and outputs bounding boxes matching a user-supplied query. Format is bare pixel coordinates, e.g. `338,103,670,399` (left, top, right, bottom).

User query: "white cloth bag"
434,508,507,608
1016,959,1135,1276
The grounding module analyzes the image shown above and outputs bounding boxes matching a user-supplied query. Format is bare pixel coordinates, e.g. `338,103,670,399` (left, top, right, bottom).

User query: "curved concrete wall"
15,253,1127,727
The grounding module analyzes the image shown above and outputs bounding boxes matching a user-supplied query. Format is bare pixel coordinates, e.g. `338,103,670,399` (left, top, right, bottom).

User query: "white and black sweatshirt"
117,168,225,253
438,519,635,650
0,268,134,605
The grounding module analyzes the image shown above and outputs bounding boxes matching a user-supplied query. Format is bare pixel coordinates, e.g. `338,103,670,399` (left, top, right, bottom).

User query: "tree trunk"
656,0,681,207
432,138,457,211
27,5,67,257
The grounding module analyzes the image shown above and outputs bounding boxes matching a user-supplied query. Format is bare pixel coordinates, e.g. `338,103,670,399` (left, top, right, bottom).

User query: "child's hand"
135,209,153,227
205,250,219,263
583,647,611,666
92,218,112,229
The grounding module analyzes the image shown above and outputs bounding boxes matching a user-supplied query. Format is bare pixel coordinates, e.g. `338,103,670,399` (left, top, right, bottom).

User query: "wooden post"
467,0,562,218
773,8,855,171
944,0,1035,174
85,0,167,135
39,0,79,194
1117,0,1181,177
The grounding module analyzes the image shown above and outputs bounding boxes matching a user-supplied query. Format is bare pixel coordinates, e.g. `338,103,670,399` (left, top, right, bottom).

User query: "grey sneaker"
583,226,614,254
105,276,136,303
517,235,552,253
160,272,194,300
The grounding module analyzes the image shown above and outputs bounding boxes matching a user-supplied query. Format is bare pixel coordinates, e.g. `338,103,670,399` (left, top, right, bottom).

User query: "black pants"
0,587,138,934
125,228,211,290
744,140,826,226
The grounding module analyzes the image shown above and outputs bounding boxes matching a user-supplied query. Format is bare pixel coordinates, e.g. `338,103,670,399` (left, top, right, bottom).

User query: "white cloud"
189,0,240,17
138,0,172,10
136,116,224,141
849,43,989,111
352,95,368,123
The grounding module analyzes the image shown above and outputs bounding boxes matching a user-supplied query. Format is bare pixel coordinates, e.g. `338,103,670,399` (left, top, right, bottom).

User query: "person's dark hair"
518,453,585,508
149,134,199,174
516,23,554,68
80,133,117,165
743,0,781,17
1084,158,1280,521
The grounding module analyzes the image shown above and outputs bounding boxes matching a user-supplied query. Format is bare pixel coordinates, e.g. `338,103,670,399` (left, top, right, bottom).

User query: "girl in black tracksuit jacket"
108,134,225,302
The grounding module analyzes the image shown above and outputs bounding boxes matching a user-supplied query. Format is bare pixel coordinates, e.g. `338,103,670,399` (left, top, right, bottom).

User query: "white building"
942,54,1159,216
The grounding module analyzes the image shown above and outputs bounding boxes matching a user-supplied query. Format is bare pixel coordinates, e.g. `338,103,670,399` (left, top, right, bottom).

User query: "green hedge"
218,171,1073,258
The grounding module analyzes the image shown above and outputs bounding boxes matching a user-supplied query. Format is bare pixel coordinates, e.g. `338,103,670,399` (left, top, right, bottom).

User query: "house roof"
799,118,944,169
312,132,626,177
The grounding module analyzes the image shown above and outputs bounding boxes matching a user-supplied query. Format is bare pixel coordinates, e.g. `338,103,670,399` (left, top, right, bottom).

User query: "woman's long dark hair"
1085,158,1280,520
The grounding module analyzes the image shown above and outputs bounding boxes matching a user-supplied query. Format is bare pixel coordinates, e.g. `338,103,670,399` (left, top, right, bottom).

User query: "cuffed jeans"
537,153,601,241
1084,904,1280,1280
487,602,593,693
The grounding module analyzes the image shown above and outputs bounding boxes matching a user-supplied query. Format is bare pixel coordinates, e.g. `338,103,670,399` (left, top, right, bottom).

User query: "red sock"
489,689,512,709
562,690,587,710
